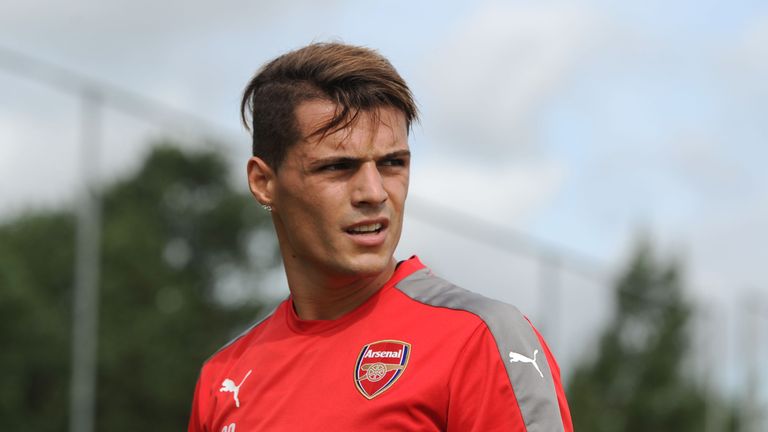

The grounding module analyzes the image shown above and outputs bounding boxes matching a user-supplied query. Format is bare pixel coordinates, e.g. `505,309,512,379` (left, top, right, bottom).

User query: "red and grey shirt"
188,256,573,431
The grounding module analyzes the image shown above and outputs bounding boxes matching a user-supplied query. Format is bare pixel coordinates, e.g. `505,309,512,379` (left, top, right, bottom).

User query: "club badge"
354,340,411,399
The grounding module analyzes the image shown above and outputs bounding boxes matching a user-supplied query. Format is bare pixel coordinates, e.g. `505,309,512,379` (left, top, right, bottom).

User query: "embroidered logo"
509,349,543,378
354,340,411,399
219,370,252,408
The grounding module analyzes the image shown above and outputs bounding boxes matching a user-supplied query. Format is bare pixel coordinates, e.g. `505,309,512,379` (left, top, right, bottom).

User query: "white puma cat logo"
219,370,252,408
509,349,543,378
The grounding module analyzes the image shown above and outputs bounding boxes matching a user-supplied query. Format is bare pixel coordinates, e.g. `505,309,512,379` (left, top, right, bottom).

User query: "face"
252,99,410,279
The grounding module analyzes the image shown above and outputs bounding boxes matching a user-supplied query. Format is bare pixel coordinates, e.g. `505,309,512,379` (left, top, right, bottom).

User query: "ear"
246,156,275,207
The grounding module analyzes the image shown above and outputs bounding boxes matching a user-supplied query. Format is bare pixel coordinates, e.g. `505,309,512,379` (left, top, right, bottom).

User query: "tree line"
0,142,743,430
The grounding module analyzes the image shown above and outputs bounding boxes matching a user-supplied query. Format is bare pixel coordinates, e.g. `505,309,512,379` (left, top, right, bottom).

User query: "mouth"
343,218,390,245
345,222,386,235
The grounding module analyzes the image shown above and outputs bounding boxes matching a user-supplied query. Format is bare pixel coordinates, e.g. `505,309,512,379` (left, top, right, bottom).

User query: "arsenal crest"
354,340,411,399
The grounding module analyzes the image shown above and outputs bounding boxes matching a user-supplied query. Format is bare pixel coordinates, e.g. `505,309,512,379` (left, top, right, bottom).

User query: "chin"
334,252,392,277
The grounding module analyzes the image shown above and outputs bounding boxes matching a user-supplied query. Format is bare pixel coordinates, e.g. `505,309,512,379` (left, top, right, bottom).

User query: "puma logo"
509,349,543,378
219,370,252,408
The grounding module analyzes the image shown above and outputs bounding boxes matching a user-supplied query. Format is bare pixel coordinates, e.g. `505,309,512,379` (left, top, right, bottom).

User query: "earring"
261,204,273,212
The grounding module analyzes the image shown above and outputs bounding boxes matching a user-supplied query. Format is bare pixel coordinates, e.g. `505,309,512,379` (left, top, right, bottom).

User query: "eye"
320,162,352,172
380,158,406,167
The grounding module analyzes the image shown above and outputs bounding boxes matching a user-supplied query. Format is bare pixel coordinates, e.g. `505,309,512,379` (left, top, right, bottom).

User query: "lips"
344,219,388,235
344,219,389,247
347,222,383,234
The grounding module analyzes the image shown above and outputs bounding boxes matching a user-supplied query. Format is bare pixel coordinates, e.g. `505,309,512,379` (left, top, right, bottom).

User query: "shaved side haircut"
240,42,418,170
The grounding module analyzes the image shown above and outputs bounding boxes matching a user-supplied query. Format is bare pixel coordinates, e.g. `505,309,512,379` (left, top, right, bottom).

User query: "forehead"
291,100,409,158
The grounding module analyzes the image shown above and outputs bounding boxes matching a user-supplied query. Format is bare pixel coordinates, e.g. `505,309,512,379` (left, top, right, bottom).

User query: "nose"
351,162,387,208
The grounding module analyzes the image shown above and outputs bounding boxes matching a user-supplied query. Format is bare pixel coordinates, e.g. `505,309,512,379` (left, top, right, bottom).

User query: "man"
188,42,572,431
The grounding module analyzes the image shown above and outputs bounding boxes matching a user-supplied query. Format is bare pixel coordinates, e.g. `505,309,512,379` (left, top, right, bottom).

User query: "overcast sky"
2,0,767,381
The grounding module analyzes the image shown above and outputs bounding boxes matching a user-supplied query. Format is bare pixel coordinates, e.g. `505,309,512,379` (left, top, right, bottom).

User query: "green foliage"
0,143,276,430
566,240,735,431
0,212,75,431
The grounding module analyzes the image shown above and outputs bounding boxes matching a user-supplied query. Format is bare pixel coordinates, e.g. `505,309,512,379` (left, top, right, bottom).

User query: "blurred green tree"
566,240,738,431
0,143,277,431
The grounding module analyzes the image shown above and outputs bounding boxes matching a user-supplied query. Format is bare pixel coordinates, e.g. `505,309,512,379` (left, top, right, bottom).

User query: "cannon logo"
354,340,411,399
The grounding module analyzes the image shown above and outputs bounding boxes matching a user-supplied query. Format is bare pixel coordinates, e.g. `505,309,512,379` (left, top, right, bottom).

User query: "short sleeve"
446,323,527,431
446,322,572,432
529,321,573,431
187,373,207,432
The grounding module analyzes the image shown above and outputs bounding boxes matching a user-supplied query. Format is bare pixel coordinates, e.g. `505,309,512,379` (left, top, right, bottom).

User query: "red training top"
188,256,572,431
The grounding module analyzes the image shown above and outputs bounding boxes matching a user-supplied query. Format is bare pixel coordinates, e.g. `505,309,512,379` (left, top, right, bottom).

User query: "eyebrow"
308,150,411,170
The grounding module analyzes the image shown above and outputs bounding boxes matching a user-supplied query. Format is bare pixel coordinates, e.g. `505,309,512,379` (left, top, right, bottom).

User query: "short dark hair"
240,42,418,169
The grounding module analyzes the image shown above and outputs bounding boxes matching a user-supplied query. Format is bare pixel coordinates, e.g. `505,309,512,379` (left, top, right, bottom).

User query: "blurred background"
1,0,766,430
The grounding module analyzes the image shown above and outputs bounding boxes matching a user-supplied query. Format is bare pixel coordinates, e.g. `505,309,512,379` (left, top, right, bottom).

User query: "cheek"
282,186,341,235
386,176,409,205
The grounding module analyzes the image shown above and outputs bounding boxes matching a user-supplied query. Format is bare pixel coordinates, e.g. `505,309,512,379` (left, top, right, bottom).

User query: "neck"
282,256,397,321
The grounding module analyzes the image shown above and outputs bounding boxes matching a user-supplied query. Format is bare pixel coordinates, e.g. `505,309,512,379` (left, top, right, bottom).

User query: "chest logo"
219,370,252,408
354,340,411,399
509,349,544,378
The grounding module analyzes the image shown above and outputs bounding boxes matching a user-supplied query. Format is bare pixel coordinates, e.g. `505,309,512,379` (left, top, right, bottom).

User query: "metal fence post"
69,89,102,432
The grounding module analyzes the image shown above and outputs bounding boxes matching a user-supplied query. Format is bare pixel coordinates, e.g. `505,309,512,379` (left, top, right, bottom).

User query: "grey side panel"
395,269,564,432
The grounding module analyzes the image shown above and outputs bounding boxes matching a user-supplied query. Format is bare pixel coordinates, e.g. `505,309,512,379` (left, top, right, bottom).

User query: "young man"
188,43,572,431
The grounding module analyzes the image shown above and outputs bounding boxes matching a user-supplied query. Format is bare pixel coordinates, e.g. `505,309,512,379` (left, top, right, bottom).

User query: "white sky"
1,0,767,383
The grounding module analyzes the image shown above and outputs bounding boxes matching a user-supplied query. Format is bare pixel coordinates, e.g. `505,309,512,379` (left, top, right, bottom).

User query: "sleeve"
529,320,573,431
187,372,208,432
446,321,573,432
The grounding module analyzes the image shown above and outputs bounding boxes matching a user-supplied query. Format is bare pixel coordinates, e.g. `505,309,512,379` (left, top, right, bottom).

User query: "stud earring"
261,204,272,212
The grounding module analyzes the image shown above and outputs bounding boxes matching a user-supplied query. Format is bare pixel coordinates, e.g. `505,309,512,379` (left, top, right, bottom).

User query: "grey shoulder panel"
395,268,564,432
204,301,281,365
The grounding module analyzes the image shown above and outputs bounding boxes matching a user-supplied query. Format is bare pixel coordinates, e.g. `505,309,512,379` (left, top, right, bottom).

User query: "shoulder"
393,267,541,363
393,266,532,342
395,266,570,430
203,301,282,369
